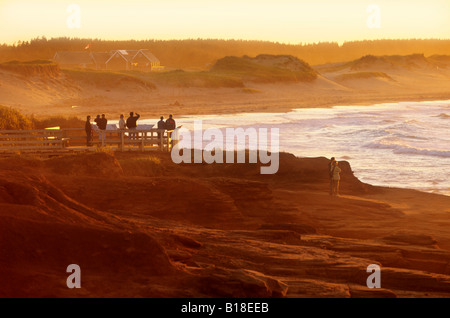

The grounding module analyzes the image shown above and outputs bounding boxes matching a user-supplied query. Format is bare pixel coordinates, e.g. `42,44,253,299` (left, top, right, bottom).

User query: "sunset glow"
1,0,449,45
2,0,450,303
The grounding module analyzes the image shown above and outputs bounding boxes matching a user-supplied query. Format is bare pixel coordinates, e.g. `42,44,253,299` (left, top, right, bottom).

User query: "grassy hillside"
210,55,317,83
63,69,157,90
349,54,436,70
132,69,244,88
0,60,60,77
60,54,317,88
317,53,447,73
63,68,244,89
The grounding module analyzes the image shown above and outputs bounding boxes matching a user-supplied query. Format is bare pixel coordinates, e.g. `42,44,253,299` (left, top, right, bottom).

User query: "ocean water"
140,100,450,196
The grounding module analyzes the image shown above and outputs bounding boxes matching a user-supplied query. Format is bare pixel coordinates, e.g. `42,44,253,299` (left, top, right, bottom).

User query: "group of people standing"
86,115,341,196
157,114,176,132
84,112,176,147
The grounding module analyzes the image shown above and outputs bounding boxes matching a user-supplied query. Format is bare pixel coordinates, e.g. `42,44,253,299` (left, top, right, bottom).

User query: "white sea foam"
367,140,450,158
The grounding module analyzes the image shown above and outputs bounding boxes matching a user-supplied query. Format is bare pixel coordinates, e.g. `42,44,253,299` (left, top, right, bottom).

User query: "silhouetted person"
97,114,108,147
118,114,126,130
330,160,341,197
94,114,100,127
126,111,140,141
85,115,93,146
165,114,176,130
157,116,165,140
328,157,336,195
165,114,176,138
93,115,100,144
157,116,165,129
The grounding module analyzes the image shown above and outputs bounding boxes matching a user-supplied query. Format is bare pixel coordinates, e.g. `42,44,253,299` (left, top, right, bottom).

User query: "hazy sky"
1,0,449,45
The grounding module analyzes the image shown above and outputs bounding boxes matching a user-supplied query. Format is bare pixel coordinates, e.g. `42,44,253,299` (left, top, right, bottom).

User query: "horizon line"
3,36,450,47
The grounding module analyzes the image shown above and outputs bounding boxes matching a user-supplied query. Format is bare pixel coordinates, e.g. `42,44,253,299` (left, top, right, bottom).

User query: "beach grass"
118,155,163,176
0,105,34,130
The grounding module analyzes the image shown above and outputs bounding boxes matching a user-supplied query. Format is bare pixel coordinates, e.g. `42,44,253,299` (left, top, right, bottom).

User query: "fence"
0,128,67,152
0,128,171,153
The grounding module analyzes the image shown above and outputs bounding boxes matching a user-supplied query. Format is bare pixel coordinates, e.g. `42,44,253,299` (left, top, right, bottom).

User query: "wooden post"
139,131,143,151
61,130,66,149
120,131,124,152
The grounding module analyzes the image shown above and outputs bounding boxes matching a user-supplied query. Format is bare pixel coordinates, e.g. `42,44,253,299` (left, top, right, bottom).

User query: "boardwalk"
0,127,171,156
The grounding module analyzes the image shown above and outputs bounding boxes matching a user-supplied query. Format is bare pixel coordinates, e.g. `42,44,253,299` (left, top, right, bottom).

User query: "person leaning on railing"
85,115,93,147
126,111,140,141
157,116,165,139
119,114,126,130
95,114,108,147
165,114,176,138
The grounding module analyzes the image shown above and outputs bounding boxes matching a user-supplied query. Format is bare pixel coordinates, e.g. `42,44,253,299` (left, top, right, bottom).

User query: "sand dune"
318,54,450,94
1,152,450,298
1,54,450,119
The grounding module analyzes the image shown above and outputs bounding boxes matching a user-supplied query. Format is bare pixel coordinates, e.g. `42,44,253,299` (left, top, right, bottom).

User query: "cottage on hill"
105,50,132,71
132,49,163,71
53,51,95,69
106,49,163,71
53,49,164,71
90,52,111,70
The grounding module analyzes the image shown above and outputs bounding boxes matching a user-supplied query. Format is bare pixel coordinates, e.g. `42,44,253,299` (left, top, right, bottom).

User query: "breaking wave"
367,140,450,158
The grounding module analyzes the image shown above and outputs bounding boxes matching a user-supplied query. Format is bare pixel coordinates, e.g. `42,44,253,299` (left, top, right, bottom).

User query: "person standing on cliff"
331,160,341,197
328,157,336,195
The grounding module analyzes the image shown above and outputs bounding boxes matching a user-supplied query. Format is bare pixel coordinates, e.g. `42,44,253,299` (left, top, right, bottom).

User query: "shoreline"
162,97,450,198
126,93,450,120
174,94,450,119
149,89,450,119
7,80,450,119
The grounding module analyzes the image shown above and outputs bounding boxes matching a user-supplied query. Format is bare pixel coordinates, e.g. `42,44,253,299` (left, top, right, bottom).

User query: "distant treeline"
1,37,450,69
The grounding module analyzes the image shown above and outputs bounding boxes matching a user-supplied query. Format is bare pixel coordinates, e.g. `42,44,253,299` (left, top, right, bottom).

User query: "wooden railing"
0,129,67,151
0,128,171,153
88,128,170,151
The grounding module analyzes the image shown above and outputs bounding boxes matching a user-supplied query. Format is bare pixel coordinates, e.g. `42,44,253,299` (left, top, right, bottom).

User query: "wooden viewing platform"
0,127,172,156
